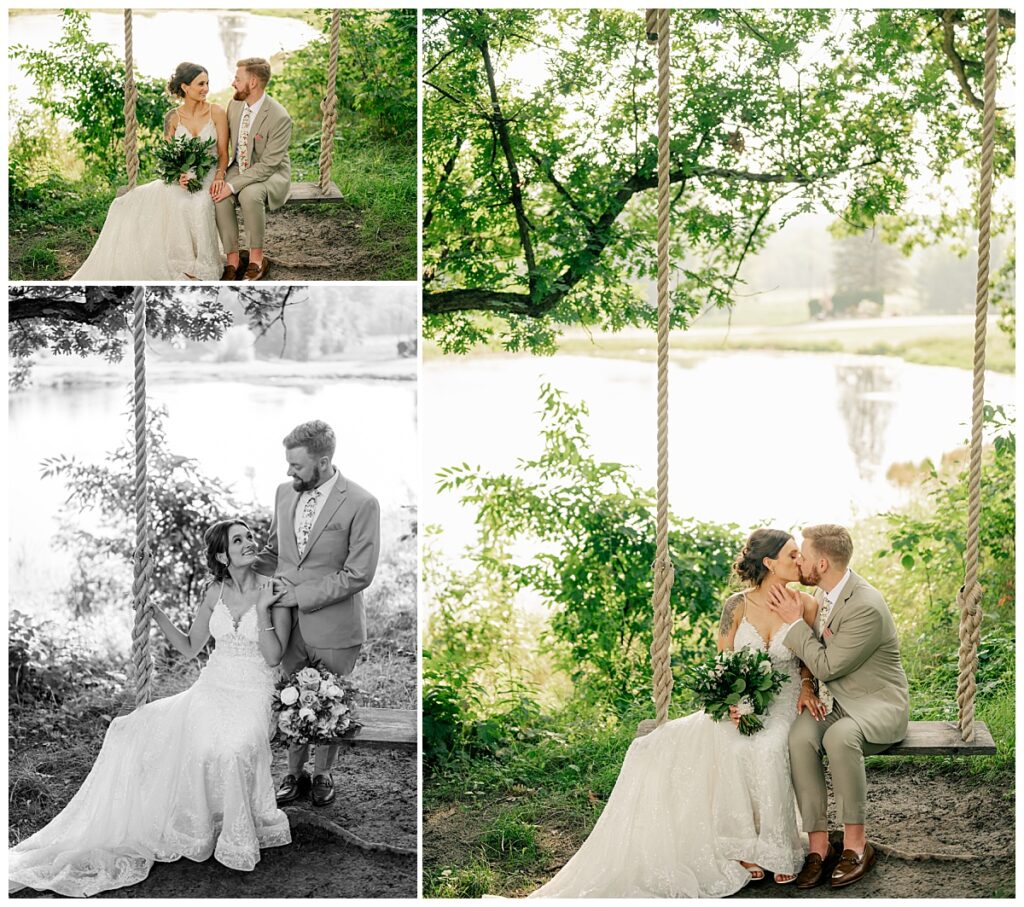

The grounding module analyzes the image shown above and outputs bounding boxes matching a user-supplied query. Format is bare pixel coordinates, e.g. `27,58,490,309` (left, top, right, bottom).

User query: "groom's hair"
283,420,336,460
237,57,271,87
802,524,853,569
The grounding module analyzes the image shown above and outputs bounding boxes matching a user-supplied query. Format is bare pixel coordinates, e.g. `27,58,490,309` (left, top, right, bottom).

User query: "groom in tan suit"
769,524,909,890
254,420,380,808
211,57,292,281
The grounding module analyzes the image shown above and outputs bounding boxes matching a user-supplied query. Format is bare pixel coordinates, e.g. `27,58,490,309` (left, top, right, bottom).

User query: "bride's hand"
797,684,827,721
178,173,191,189
728,704,741,729
256,581,283,610
210,178,225,197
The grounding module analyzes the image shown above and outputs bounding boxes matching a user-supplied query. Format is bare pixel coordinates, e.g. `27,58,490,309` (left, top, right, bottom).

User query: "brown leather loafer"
831,842,876,888
310,773,336,807
242,256,270,281
795,844,837,889
220,263,238,281
276,770,311,804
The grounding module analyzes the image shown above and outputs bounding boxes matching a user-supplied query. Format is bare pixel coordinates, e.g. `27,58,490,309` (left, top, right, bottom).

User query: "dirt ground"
425,763,1015,899
13,742,416,899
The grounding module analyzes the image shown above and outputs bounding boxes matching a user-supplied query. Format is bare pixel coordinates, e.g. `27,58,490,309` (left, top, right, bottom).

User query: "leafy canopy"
423,8,1016,353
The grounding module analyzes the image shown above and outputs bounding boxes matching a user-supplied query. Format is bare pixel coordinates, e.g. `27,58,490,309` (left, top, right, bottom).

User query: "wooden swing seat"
286,181,343,204
331,707,416,749
636,717,995,756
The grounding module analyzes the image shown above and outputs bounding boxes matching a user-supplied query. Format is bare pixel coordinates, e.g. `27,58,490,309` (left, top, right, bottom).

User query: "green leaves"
154,135,217,193
423,8,1015,353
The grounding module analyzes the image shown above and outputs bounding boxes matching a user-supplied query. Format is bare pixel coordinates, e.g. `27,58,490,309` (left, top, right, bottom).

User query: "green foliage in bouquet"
687,647,789,736
154,134,217,193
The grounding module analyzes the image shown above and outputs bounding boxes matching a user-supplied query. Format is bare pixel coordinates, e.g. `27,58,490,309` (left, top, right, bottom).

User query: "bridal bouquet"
154,134,217,193
687,648,789,736
272,663,360,745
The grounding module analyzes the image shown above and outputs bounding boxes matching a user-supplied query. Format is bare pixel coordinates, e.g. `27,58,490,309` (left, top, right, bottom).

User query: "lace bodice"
732,614,802,722
208,588,264,659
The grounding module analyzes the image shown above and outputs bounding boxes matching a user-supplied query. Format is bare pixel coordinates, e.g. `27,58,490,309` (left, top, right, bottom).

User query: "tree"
436,384,743,708
8,286,309,387
830,231,908,314
422,8,1016,353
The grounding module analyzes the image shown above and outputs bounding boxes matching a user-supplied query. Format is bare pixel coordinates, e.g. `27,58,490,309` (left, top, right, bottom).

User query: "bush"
41,405,271,635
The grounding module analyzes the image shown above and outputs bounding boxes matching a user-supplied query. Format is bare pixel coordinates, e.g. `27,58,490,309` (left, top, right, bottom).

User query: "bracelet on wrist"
800,677,814,686
259,626,276,633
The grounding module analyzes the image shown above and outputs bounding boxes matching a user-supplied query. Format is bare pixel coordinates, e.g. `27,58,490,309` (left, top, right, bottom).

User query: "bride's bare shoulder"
210,103,228,120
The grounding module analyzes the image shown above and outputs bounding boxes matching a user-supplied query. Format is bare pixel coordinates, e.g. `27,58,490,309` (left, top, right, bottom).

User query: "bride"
71,62,228,281
10,519,293,897
529,528,823,898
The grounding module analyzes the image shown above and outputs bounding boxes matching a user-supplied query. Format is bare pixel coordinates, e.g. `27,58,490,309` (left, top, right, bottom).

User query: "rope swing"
646,7,675,732
129,288,155,709
955,8,998,744
123,9,139,191
634,9,998,755
318,9,341,195
119,8,342,203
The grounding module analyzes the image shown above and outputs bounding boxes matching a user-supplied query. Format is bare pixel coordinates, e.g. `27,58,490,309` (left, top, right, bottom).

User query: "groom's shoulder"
849,571,887,609
341,475,378,508
266,94,292,121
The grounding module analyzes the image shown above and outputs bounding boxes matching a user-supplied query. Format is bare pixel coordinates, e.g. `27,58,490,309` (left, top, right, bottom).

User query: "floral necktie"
816,597,834,714
296,490,320,558
238,106,252,171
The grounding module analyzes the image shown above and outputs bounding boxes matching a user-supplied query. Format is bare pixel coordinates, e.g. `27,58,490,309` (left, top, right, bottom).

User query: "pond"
9,375,417,615
8,9,320,112
423,350,1015,569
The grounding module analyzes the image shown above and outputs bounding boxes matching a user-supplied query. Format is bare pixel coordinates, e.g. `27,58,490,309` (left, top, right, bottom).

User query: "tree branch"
424,135,465,232
940,9,984,112
8,294,128,325
478,32,539,292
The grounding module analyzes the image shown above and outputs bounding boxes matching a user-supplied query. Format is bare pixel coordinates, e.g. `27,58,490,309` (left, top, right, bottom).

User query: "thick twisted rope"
956,8,998,743
130,288,154,708
123,10,140,190
284,807,417,856
647,8,675,729
318,10,341,194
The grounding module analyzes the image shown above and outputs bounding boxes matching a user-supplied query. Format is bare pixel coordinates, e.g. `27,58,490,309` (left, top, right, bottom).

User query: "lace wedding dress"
9,588,291,897
71,115,223,281
530,613,806,898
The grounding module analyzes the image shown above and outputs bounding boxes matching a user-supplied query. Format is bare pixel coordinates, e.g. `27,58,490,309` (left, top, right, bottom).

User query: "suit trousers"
214,176,270,251
789,700,889,830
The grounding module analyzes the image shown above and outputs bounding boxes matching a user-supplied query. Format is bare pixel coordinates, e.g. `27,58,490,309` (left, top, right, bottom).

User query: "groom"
769,524,909,889
254,420,381,807
211,57,292,282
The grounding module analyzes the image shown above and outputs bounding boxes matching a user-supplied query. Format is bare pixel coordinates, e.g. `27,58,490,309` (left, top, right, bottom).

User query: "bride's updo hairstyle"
733,528,793,587
167,62,208,98
204,518,251,582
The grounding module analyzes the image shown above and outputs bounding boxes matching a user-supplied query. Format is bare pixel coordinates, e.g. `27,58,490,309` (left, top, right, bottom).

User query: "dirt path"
13,743,416,899
425,764,1014,898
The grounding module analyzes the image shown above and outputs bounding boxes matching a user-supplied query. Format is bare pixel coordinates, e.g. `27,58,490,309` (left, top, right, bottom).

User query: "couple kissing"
530,524,909,898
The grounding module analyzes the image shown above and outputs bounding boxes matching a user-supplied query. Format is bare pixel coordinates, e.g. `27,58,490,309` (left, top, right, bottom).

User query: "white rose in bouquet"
299,707,316,721
736,697,755,717
297,667,321,687
280,686,299,706
299,690,318,707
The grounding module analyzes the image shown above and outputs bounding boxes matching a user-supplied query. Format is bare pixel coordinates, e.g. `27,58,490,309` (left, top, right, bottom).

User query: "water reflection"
217,13,247,73
835,363,896,482
423,351,1015,571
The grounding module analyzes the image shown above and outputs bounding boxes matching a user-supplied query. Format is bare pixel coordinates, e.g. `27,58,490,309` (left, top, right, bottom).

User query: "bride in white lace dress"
530,529,824,898
71,62,227,281
9,520,292,897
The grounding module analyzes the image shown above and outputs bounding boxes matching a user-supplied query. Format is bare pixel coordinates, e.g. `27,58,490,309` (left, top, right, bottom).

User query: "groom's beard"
233,88,250,102
798,564,820,587
292,465,322,493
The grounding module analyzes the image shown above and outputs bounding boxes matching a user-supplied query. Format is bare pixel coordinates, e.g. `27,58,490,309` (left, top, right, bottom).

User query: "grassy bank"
424,317,1015,375
9,528,416,844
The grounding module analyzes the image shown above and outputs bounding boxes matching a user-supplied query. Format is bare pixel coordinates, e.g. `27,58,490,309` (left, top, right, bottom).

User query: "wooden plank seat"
286,181,343,203
333,707,416,750
637,718,996,756
881,720,995,756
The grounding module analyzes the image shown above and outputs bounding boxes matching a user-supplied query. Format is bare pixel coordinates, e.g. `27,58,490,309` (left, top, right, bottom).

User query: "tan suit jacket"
226,94,292,210
784,570,910,745
255,474,380,649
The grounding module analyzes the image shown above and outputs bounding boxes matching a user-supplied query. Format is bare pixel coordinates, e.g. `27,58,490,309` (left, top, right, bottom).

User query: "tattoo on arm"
718,594,740,641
